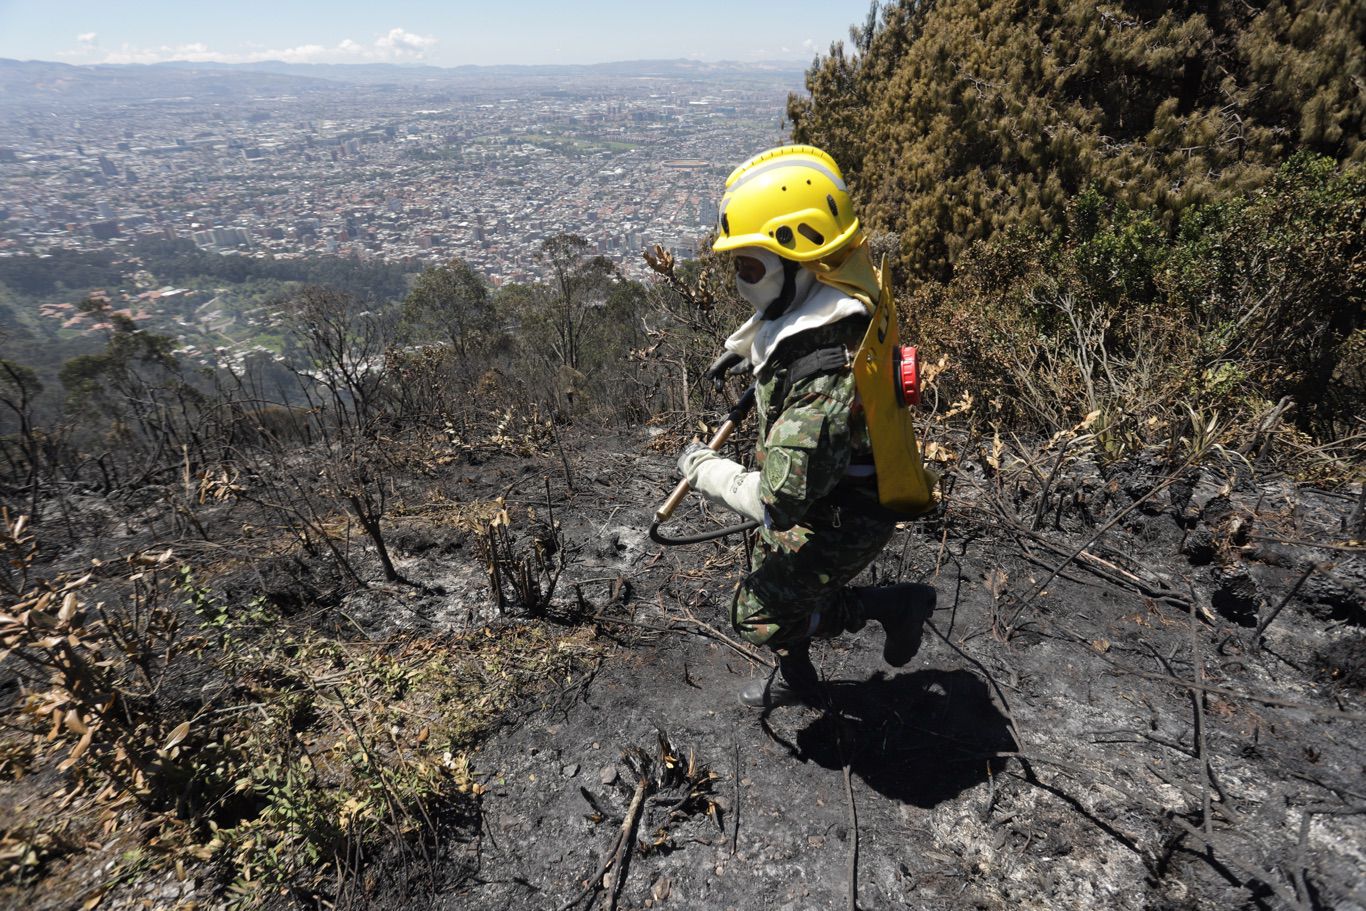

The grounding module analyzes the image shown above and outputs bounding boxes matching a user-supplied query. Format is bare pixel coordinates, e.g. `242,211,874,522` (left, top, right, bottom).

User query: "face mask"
733,247,816,319
733,247,785,313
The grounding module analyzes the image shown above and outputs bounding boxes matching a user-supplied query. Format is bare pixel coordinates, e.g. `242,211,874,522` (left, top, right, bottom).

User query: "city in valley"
0,59,799,285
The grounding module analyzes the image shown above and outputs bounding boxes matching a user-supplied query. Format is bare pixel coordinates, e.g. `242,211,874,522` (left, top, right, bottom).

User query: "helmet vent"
721,213,730,235
827,195,839,217
775,225,795,247
798,223,825,246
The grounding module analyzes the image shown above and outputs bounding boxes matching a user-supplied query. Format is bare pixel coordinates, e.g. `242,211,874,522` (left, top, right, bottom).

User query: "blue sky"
0,1,875,66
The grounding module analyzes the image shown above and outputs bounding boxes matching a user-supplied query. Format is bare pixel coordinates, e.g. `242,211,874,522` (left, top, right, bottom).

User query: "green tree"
58,298,181,424
537,234,616,371
790,0,1365,281
400,257,493,364
905,155,1364,446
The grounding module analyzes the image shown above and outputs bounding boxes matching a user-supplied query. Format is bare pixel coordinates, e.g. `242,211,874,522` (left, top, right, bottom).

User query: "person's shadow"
793,669,1017,808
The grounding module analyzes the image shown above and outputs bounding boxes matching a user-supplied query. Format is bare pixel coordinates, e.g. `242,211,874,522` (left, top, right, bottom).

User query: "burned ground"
425,430,1363,911
1,420,1362,911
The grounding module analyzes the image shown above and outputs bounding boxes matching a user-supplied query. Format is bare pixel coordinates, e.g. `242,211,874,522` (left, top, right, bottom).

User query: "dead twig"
1293,810,1312,906
730,740,741,857
1168,816,1309,911
588,604,773,668
1003,457,1197,633
605,776,650,911
1005,594,1366,722
1120,668,1366,723
1253,561,1323,649
671,614,773,667
925,619,1030,767
1188,603,1213,836
1144,762,1246,826
1031,431,1079,531
974,489,1198,613
843,759,859,911
1246,535,1364,553
547,417,575,493
556,775,650,911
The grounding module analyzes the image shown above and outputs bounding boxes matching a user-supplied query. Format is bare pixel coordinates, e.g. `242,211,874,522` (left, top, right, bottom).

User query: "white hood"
722,281,869,373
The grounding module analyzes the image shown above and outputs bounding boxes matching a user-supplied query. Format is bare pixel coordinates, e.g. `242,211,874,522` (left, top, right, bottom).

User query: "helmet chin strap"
762,259,818,320
761,259,801,320
735,249,816,320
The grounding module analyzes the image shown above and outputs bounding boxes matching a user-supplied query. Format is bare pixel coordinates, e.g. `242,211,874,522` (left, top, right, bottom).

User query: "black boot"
855,583,936,667
739,640,820,709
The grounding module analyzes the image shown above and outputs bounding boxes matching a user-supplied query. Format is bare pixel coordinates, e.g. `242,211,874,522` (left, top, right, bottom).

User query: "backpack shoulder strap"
774,344,851,407
787,345,851,387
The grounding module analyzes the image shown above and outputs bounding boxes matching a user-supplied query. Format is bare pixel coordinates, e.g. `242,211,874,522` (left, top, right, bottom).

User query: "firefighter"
678,145,935,708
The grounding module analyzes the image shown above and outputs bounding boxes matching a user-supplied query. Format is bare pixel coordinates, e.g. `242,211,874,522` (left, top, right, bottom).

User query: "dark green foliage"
0,249,123,297
0,242,416,426
57,299,182,421
915,156,1364,445
401,257,494,362
790,0,1365,281
485,235,652,416
0,241,413,306
0,359,41,406
1161,153,1364,436
132,238,413,303
535,233,617,373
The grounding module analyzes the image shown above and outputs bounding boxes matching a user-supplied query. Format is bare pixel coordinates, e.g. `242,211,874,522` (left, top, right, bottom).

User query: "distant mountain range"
151,58,806,79
0,57,806,106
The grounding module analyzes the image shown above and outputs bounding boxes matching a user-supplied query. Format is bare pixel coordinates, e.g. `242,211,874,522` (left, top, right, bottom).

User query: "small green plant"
184,567,272,650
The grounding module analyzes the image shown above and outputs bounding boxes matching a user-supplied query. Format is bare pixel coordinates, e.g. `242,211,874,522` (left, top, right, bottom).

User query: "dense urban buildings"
0,61,800,284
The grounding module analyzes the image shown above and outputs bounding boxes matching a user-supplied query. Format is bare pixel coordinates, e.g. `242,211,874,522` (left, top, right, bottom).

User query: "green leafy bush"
912,156,1363,466
791,0,1364,282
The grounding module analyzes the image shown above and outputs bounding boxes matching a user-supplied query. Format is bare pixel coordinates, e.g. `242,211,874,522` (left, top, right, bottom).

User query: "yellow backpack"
810,242,939,517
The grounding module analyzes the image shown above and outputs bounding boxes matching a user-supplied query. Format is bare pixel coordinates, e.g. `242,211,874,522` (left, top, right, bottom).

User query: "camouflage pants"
732,504,896,650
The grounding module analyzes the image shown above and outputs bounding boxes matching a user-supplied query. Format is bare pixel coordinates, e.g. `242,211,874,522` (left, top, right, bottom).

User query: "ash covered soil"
351,426,1364,911
7,422,1361,911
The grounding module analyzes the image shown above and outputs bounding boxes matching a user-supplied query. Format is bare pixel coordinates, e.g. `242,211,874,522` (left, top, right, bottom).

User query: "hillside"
789,0,1364,281
0,236,1361,910
0,2,1363,909
1,393,1361,910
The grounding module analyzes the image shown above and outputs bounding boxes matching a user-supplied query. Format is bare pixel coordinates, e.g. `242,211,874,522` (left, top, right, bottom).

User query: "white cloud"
802,38,817,51
68,26,438,66
97,42,222,65
374,27,437,58
76,32,97,44
275,44,330,63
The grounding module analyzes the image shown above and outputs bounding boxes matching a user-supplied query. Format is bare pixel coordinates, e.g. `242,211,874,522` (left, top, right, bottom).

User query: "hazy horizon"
0,55,809,71
0,0,871,68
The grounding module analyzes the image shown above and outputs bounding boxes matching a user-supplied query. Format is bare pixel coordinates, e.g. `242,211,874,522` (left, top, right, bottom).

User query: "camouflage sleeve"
758,368,855,530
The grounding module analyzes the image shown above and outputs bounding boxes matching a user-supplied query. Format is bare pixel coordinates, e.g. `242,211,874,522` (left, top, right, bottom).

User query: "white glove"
677,446,765,523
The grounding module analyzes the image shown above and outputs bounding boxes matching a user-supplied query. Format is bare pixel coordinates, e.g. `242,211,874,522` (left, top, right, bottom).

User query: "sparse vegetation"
909,154,1364,473
0,507,597,908
0,3,1362,908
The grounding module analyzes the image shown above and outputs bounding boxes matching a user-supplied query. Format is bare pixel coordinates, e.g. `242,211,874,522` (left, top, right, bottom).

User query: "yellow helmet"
714,145,860,262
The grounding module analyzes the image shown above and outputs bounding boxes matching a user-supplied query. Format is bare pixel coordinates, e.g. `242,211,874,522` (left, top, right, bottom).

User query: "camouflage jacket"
753,314,875,531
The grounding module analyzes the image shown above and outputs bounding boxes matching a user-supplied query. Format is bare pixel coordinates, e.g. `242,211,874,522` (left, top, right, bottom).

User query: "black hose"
649,517,760,546
724,386,757,425
648,385,761,546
